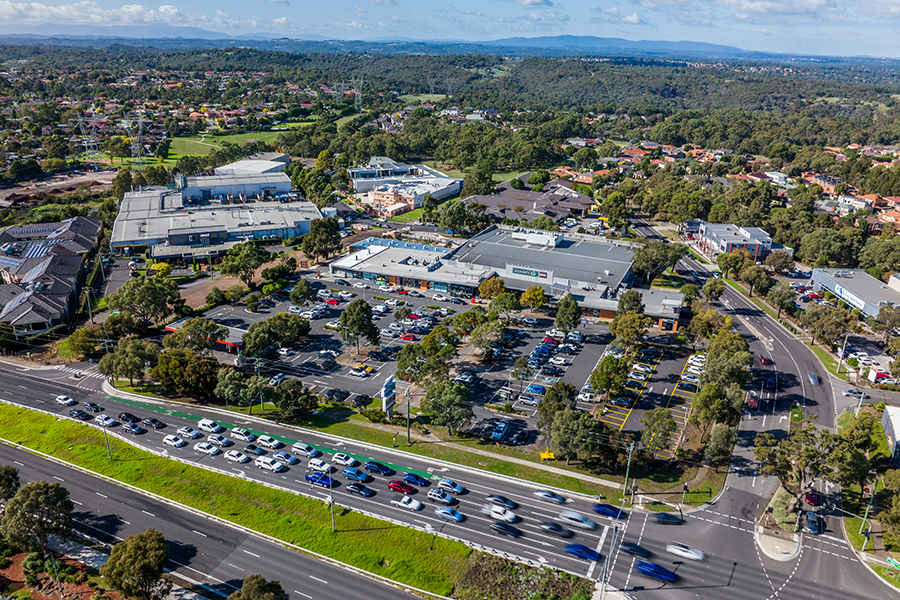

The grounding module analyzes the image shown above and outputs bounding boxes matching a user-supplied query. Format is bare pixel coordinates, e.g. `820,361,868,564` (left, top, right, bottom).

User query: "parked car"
365,461,392,476
305,472,333,488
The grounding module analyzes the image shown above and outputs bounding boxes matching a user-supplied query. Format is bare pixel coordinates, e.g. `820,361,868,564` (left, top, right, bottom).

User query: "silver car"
666,543,705,561
558,509,597,530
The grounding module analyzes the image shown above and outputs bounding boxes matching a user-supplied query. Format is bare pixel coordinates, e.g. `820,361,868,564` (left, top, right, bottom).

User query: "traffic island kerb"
755,524,801,561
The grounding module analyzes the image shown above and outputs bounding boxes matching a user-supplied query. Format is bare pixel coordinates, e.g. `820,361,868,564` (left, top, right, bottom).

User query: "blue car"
565,544,602,561
525,384,547,395
364,461,392,476
593,503,628,519
635,561,679,583
403,473,429,487
343,467,369,482
272,452,299,465
305,472,333,488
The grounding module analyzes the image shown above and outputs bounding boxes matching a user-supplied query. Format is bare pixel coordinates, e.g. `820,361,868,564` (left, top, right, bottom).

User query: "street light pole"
837,332,851,374
102,425,112,460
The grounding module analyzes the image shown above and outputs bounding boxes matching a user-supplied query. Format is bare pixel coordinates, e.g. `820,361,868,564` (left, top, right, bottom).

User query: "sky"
1,0,900,57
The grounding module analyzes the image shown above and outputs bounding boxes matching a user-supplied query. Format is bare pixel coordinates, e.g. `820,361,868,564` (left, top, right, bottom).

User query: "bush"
22,552,46,574
360,408,387,423
24,573,37,587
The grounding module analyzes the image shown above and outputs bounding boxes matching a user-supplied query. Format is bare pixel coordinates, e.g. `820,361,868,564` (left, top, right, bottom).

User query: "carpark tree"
393,307,412,322
444,306,490,335
521,285,548,311
767,282,796,319
108,276,184,323
478,277,507,300
1,481,73,555
550,408,608,466
765,250,794,273
686,300,730,343
511,357,533,393
679,283,700,305
704,424,738,465
422,381,473,434
205,286,227,306
469,320,503,355
0,464,19,503
101,529,172,600
151,349,219,399
396,342,452,388
214,368,270,414
537,381,577,434
616,290,644,316
640,407,677,455
739,264,773,297
266,313,311,347
590,355,629,399
689,383,744,441
220,242,273,288
301,217,342,263
490,292,520,321
608,311,651,350
242,321,279,357
422,325,459,360
98,338,159,387
227,574,288,600
872,305,900,344
163,317,228,354
631,241,688,283
273,379,319,419
289,280,315,307
340,299,380,354
555,292,581,333
225,284,248,303
701,278,726,301
702,329,753,388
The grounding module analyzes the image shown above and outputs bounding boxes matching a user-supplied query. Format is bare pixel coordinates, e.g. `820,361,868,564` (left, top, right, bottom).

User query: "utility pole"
406,381,412,444
837,332,851,374
599,440,635,600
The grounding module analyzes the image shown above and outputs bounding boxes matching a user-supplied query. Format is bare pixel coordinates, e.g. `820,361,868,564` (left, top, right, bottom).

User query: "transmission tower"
445,77,455,97
72,113,101,162
121,112,146,171
350,77,365,110
427,76,438,95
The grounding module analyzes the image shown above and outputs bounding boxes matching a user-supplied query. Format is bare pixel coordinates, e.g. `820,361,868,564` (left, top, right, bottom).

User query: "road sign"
888,557,900,569
382,375,396,419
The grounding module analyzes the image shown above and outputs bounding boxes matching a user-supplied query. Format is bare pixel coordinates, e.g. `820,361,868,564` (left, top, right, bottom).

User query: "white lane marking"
309,575,328,584
227,562,246,572
142,510,155,517
243,550,260,558
53,475,64,481
13,461,23,466
72,500,83,506
96,492,108,498
121,520,131,525
294,592,312,599
192,530,208,537
586,525,609,579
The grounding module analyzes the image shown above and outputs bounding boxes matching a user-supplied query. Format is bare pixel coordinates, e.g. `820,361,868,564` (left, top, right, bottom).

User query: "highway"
0,443,419,600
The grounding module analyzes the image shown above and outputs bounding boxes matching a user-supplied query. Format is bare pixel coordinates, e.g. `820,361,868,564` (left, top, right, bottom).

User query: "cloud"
715,0,838,15
370,0,395,5
862,0,900,16
513,0,554,5
592,6,645,24
263,0,289,5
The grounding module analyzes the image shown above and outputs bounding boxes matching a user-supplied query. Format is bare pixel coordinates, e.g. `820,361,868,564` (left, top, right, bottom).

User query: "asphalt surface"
0,444,419,600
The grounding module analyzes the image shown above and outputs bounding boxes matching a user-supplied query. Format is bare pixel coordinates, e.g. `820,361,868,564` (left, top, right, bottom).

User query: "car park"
95,415,117,427
194,442,220,455
55,395,76,406
224,450,250,463
69,409,90,420
255,457,284,472
272,452,299,465
632,363,653,373
308,458,332,473
390,495,422,511
198,419,223,433
558,509,596,530
628,371,647,381
635,561,679,583
650,512,683,525
666,542,705,561
489,522,521,537
681,373,700,384
123,423,145,435
365,461,392,476
231,428,256,442
305,472,333,488
118,412,140,423
347,483,375,497
565,544,601,561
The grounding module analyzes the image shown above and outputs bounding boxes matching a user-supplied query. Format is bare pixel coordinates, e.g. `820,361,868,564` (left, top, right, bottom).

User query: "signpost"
382,375,396,420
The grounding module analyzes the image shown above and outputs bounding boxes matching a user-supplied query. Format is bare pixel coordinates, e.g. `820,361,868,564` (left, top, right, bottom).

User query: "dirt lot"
0,171,116,205
0,551,122,600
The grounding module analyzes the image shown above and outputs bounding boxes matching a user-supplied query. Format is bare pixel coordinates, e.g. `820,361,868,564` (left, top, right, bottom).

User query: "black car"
142,417,165,429
540,522,573,537
509,431,530,446
68,409,90,420
347,483,375,497
351,395,372,408
541,366,564,376
450,298,467,305
486,495,518,509
244,444,265,456
650,512,684,525
490,522,521,537
335,279,350,286
332,389,350,402
676,382,699,394
321,359,338,371
364,461,392,476
620,542,651,558
84,402,101,412
118,412,140,423
369,351,389,362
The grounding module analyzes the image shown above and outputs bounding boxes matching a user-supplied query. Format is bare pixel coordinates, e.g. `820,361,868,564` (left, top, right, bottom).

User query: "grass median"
0,403,470,596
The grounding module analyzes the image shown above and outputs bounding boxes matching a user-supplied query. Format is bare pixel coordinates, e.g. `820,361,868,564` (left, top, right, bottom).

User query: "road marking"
72,500,82,506
308,576,328,584
294,591,312,599
13,461,23,466
227,562,246,572
96,492,108,498
192,530,207,537
243,550,260,558
53,475,64,481
18,385,27,389
586,526,609,579
121,520,131,525
142,510,155,517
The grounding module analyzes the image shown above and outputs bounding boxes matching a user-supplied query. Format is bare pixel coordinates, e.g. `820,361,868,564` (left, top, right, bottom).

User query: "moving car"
534,490,568,504
84,402,101,412
565,544,601,561
558,509,597,530
403,473,429,487
272,452,299,465
343,467,369,482
292,442,320,458
620,542,651,558
194,442,220,455
540,522,573,537
122,423,145,435
118,412,140,423
68,409,90,421
841,389,863,397
437,479,466,494
162,435,186,447
593,503,628,519
198,419,223,433
305,472,333,488
55,395,76,406
485,495,517,509
208,434,230,447
142,417,165,429
435,507,465,522
308,458,332,473
427,489,454,504
390,495,422,511
255,457,285,472
489,522,521,537
346,483,375,497
804,510,823,535
332,453,356,466
224,450,250,463
634,561,679,583
95,415,117,427
666,542,705,561
388,480,415,495
365,461,392,476
650,512,683,525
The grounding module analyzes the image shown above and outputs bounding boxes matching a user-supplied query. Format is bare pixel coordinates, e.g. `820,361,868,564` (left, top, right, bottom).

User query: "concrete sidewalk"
754,525,801,561
50,537,210,600
102,380,623,491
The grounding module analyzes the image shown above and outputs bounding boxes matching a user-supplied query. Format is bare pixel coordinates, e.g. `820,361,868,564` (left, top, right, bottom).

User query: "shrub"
360,408,387,423
24,573,37,587
22,552,46,574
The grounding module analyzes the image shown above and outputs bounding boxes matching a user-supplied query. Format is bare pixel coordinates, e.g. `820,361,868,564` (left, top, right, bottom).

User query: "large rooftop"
814,268,900,307
332,243,490,287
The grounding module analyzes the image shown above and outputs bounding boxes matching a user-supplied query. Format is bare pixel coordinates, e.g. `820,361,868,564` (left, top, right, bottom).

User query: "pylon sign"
382,375,396,419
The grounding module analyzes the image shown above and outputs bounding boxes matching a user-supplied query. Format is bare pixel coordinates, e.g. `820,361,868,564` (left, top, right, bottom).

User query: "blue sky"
0,0,899,57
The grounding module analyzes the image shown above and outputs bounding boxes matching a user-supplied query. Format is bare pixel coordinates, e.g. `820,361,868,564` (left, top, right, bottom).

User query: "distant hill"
480,35,746,56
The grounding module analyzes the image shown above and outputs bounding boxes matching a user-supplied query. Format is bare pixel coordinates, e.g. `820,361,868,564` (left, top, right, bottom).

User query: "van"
198,418,223,433
808,372,820,385
292,442,319,457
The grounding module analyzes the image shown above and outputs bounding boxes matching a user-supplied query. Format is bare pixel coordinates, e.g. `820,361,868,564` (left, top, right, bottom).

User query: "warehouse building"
810,268,900,319
882,405,900,463
349,157,461,217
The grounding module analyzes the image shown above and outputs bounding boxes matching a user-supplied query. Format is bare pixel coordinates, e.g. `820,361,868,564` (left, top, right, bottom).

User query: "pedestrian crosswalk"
54,366,105,380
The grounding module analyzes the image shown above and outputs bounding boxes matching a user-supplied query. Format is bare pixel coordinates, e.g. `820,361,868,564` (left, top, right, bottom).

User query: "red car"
806,292,822,300
325,298,340,305
388,480,415,494
805,488,819,506
408,313,421,320
759,356,773,365
542,337,560,345
400,333,416,341
397,289,408,295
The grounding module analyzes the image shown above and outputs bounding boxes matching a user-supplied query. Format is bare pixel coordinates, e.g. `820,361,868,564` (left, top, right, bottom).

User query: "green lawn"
0,403,470,595
169,132,286,157
652,270,686,289
806,343,851,382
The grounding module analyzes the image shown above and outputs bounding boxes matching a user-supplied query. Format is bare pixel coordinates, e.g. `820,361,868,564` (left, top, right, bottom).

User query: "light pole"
102,423,112,460
837,332,852,374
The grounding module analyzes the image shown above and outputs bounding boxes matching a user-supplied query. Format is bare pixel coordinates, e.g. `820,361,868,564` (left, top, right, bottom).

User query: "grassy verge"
652,270,686,290
790,404,804,422
805,343,851,382
0,403,470,595
687,250,709,265
766,486,799,532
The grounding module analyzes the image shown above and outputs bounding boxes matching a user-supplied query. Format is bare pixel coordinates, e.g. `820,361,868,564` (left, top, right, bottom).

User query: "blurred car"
489,522,521,537
841,389,863,397
481,504,517,523
485,495,517,509
84,402,101,412
759,356,774,365
620,542,651,558
666,542,705,561
95,415,117,427
540,522,573,538
403,473,429,487
243,444,265,456
346,483,375,497
593,504,627,519
650,512,684,525
635,561,679,583
565,544,601,561
534,490,568,504
558,509,596,530
435,507,465,522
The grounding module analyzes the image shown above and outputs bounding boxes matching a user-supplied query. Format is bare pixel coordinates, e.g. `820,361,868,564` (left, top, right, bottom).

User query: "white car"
177,426,202,439
534,490,569,504
391,495,423,511
389,322,404,332
163,435,186,448
55,395,76,406
546,329,565,338
858,357,876,365
632,363,653,374
231,428,256,442
385,298,400,308
288,306,304,315
353,282,369,289
841,389,863,397
558,509,597,530
268,373,285,386
381,329,398,338
481,504,517,523
687,366,705,376
433,293,448,302
300,311,315,319
577,392,594,402
194,442,221,455
255,456,285,472
373,304,389,314
257,435,282,449
308,458,332,473
95,414,117,427
666,543,705,561
549,356,568,366
224,450,250,464
277,348,292,357
628,371,648,381
339,291,356,300
198,419,223,433
292,442,319,457
208,434,230,447
681,373,700,384
688,358,706,368
326,321,341,329
454,372,475,384
332,453,356,467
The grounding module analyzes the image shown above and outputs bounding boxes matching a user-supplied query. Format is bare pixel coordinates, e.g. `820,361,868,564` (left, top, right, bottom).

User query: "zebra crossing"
54,366,105,380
